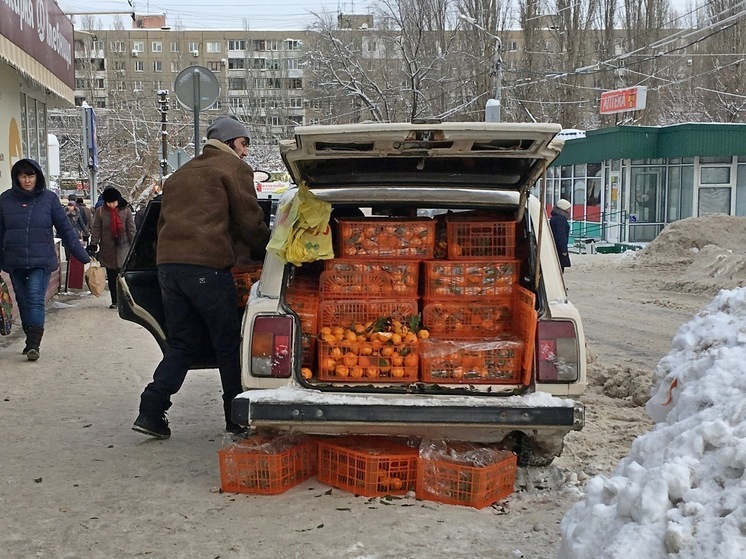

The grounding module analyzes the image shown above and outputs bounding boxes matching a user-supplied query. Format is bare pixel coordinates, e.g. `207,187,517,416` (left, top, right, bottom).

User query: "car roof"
280,122,564,195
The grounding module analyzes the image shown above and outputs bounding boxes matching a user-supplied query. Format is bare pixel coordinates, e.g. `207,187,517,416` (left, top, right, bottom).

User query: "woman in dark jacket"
88,187,136,309
0,159,91,360
550,198,572,273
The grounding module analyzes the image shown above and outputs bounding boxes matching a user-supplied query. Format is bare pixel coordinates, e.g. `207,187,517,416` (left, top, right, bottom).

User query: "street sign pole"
173,65,219,157
193,68,201,155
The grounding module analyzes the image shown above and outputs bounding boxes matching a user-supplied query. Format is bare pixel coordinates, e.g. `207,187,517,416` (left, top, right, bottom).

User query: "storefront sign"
0,0,74,90
599,86,647,115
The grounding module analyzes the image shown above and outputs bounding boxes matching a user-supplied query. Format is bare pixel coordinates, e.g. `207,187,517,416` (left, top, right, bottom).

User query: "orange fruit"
403,332,418,344
330,346,343,359
342,352,358,367
391,333,402,344
320,326,332,336
417,329,430,340
324,358,337,372
377,331,393,342
322,333,337,344
344,330,358,342
403,353,418,368
300,367,313,380
353,323,367,335
391,367,405,378
381,346,394,357
331,326,345,336
350,366,364,378
360,343,373,356
335,365,349,378
451,366,464,380
365,367,379,378
391,353,404,367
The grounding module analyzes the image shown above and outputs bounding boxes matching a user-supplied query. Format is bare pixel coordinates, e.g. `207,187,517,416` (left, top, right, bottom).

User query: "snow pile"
558,287,746,559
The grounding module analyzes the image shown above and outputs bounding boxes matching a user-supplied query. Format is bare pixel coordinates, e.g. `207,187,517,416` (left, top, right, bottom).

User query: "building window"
111,41,125,52
118,81,126,91
230,97,244,108
289,97,302,108
134,80,144,91
96,99,106,108
75,78,86,89
288,78,302,89
267,59,280,70
268,40,280,51
271,116,281,126
134,60,144,72
133,41,144,53
171,61,180,72
153,60,163,72
267,78,281,88
252,58,266,70
287,58,299,70
170,41,179,53
208,61,220,71
152,41,162,53
229,58,245,69
287,40,301,50
229,77,247,90
253,40,266,51
95,78,105,89
188,42,199,53
114,61,126,71
206,41,221,53
228,40,246,50
154,80,163,90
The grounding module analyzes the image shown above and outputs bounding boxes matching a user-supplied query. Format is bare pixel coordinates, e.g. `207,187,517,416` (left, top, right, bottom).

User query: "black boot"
132,392,171,439
25,326,44,361
22,326,30,355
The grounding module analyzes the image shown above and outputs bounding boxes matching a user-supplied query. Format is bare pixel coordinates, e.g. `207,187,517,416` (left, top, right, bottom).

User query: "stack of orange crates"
314,217,435,383
420,215,537,385
285,277,320,368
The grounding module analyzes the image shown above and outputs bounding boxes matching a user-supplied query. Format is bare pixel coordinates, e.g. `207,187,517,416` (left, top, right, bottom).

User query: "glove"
86,244,98,256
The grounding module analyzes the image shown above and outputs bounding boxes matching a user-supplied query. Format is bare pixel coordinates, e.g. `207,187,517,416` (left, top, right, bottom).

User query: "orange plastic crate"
422,260,519,298
232,264,263,307
318,299,419,329
336,218,436,259
317,437,418,497
422,295,514,338
318,340,419,382
285,290,319,334
447,219,516,259
320,270,418,299
416,446,517,509
420,338,524,384
218,436,317,495
324,259,420,292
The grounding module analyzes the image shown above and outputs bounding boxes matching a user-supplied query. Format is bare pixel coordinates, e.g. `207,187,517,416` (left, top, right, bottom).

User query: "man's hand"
86,244,98,257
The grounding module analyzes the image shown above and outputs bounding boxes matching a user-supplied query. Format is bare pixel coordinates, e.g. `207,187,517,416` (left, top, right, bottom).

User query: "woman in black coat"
550,199,572,273
0,159,91,360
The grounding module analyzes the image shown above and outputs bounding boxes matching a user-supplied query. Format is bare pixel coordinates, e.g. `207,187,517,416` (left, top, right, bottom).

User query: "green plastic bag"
267,182,333,266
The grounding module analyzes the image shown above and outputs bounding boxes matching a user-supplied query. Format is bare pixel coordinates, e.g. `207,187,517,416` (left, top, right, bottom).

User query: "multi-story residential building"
73,14,308,139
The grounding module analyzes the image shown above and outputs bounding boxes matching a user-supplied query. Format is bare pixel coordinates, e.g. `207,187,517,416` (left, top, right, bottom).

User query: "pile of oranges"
304,318,430,381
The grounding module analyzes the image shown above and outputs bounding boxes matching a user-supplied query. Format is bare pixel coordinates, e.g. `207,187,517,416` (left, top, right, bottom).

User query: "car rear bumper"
232,388,585,440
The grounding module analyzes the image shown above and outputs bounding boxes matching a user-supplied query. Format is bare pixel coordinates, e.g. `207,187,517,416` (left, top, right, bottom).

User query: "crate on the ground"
336,218,436,259
218,435,317,495
420,337,524,384
317,437,419,497
422,259,519,298
324,259,420,292
231,264,262,307
446,218,517,259
317,339,419,382
318,299,419,330
416,442,517,509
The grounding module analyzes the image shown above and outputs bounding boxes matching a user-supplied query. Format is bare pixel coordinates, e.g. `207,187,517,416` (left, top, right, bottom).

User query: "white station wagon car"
120,122,586,465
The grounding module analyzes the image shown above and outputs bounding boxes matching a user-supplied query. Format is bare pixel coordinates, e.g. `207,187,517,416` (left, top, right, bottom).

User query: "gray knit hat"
206,116,250,143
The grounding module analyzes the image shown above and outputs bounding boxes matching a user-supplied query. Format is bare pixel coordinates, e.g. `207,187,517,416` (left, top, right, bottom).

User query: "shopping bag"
267,182,333,266
85,258,107,297
0,277,13,336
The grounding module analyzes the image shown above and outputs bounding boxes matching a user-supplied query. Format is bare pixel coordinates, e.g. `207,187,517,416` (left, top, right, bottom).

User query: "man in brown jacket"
133,116,270,439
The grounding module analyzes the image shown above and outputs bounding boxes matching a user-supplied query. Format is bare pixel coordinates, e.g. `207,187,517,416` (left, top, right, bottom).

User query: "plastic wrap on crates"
420,337,524,384
419,440,512,468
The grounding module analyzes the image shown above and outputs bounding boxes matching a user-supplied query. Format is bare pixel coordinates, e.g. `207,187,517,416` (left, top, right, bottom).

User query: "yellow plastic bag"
267,182,334,266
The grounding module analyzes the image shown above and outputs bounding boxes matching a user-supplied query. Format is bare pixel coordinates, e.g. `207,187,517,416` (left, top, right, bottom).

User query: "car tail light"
250,315,293,378
537,320,579,382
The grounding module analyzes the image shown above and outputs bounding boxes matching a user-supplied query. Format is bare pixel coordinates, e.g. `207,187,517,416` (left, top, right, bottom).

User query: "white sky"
559,286,746,558
59,0,695,31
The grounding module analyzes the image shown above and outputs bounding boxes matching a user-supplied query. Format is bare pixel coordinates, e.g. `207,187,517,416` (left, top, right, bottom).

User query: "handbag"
0,277,13,336
85,258,107,297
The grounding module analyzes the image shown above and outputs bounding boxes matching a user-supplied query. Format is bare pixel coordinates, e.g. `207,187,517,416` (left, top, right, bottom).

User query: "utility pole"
157,90,169,178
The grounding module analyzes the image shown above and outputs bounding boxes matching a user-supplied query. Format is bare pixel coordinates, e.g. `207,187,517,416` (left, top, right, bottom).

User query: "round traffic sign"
173,65,219,111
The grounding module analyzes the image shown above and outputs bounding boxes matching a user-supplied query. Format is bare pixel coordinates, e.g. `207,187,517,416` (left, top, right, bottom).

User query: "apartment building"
73,15,308,137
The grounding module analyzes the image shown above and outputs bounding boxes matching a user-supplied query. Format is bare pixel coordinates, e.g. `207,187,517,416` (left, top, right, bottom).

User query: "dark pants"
105,268,119,305
140,264,242,423
9,268,51,328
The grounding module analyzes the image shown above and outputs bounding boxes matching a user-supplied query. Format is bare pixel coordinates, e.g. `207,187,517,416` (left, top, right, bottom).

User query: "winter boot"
132,392,171,439
22,326,30,355
25,326,44,361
